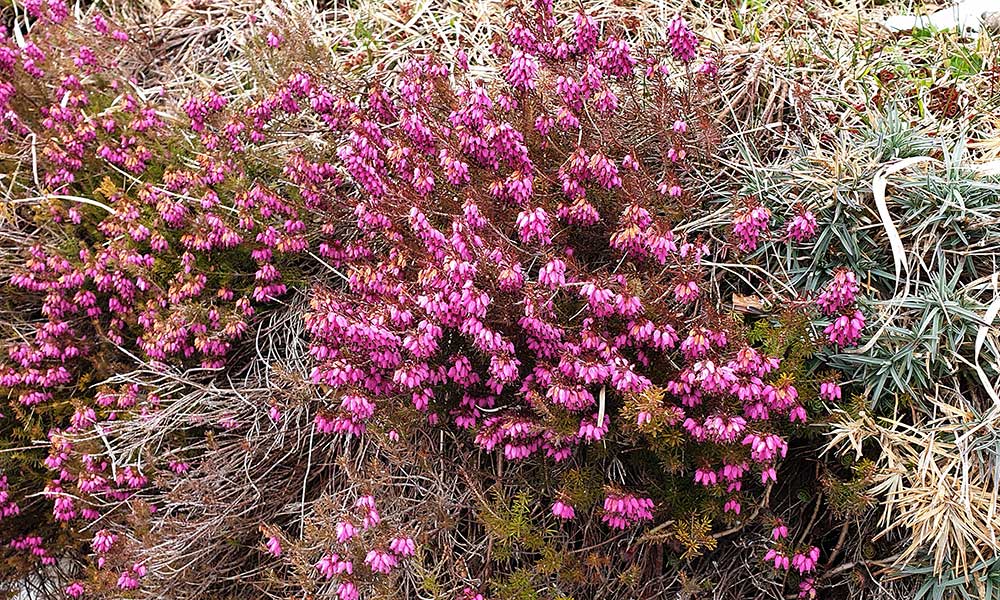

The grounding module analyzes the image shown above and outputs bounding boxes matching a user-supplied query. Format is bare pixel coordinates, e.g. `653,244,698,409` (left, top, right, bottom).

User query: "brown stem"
823,519,851,568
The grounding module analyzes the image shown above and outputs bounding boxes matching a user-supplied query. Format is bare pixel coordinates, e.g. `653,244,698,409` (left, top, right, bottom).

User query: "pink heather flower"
732,204,771,252
1,477,20,517
516,207,552,244
816,270,860,315
723,499,741,514
789,405,808,423
266,536,282,557
70,406,97,430
65,583,85,598
743,433,788,462
336,520,357,543
694,468,718,486
764,548,790,570
792,546,821,574
117,571,139,590
622,153,640,171
535,114,555,136
819,380,842,401
315,554,352,579
674,280,699,303
667,16,698,63
574,12,598,54
761,466,778,484
824,310,865,347
764,381,799,411
316,554,338,579
337,581,359,600
600,492,654,529
411,165,435,196
786,210,818,243
538,258,567,288
439,149,471,185
92,529,117,554
506,50,540,90
799,578,817,599
704,414,746,443
596,36,637,77
679,241,710,261
389,536,416,557
672,119,688,133
696,360,733,395
636,410,652,426
577,413,609,441
589,152,622,189
552,500,575,520
680,328,712,359
720,462,747,482
356,496,381,528
772,521,789,540
266,32,282,48
365,549,398,574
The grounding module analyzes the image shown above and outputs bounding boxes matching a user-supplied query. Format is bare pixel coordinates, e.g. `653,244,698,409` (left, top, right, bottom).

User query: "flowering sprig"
818,270,865,347
309,495,417,600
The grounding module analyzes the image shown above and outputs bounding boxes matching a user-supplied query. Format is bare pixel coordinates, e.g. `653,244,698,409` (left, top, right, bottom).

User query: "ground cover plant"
1,0,998,599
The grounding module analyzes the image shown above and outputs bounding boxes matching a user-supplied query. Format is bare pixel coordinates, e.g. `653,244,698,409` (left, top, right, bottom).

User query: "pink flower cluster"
0,474,20,520
763,515,820,576
786,209,818,243
600,492,654,529
819,380,842,402
732,202,772,252
310,495,416,599
266,536,282,557
765,545,820,574
816,270,859,315
8,535,56,566
817,270,865,347
551,499,576,520
298,20,722,528
667,16,699,63
0,4,335,582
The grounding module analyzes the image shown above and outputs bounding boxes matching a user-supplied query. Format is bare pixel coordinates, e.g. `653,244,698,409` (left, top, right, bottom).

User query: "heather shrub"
0,1,875,598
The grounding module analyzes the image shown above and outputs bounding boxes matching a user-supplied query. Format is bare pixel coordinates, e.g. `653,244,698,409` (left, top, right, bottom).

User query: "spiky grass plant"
727,99,1000,600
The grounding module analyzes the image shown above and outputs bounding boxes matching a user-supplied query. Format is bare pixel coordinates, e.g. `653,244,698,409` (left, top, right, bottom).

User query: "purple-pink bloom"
552,500,575,520
786,210,818,242
667,16,698,63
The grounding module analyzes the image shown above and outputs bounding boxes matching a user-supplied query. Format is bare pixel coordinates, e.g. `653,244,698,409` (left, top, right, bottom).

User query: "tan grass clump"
825,391,1000,579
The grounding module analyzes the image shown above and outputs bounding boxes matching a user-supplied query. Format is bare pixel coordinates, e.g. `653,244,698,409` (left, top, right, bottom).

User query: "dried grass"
824,390,1000,584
